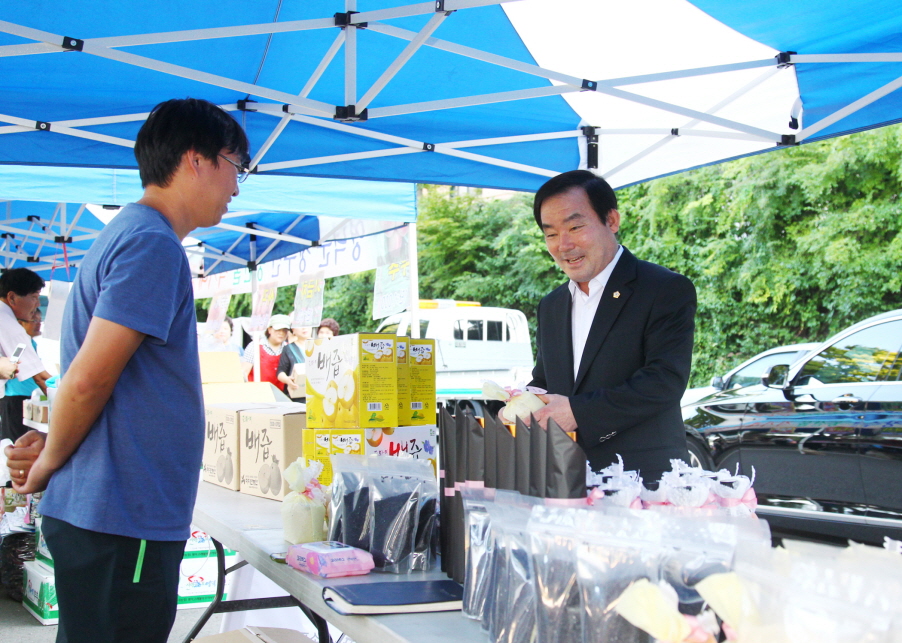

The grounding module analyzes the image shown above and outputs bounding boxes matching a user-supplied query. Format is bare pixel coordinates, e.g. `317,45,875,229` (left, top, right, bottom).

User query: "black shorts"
42,516,186,643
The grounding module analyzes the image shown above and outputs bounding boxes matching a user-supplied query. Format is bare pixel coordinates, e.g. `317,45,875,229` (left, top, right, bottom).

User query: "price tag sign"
293,272,325,327
372,259,411,320
205,288,232,334
248,281,279,332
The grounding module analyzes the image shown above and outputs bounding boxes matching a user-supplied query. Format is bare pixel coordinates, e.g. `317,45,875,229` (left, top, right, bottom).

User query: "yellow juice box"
396,338,413,425
408,338,437,426
302,425,438,486
304,334,398,428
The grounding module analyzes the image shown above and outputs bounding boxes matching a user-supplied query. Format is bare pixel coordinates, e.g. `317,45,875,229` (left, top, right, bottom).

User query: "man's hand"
0,356,18,380
534,393,578,432
5,430,46,491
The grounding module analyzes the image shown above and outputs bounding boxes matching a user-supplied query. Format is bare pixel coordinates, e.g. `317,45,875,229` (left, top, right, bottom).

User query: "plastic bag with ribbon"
281,458,328,545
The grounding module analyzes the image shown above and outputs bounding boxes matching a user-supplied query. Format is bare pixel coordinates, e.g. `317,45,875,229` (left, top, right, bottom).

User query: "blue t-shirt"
39,204,204,541
5,339,39,397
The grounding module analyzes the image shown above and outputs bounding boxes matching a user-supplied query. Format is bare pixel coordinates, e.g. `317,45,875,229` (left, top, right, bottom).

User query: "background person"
1,309,44,442
528,170,696,483
5,97,250,643
0,268,52,417
317,317,340,339
242,313,290,387
200,315,243,355
277,323,311,398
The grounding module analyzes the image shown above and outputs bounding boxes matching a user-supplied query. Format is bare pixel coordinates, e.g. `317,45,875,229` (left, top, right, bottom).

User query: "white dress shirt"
0,300,45,397
568,245,623,381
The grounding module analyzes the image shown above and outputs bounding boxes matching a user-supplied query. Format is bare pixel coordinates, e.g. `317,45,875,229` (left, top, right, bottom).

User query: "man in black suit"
530,170,696,482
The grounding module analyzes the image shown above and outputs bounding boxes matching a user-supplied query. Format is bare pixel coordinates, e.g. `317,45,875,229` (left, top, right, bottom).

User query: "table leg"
182,538,333,643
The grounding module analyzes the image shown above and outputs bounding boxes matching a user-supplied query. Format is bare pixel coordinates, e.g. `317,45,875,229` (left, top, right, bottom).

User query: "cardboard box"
184,527,238,557
35,515,52,567
305,334,398,429
199,351,244,383
408,339,437,426
203,403,275,491
22,560,58,625
302,425,439,486
239,404,306,501
177,549,238,610
195,626,315,643
2,488,27,515
203,382,286,405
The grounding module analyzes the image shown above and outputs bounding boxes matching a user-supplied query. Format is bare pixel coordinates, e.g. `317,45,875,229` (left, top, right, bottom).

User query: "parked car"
681,343,819,406
683,309,902,545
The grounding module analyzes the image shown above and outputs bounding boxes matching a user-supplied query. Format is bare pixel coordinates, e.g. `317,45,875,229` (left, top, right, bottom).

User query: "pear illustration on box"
305,334,398,429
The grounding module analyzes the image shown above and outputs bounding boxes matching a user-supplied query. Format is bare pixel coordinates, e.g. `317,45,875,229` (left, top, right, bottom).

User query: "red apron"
248,345,282,387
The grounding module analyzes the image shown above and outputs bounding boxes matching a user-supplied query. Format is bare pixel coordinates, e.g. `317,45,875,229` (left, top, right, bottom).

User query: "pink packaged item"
286,541,375,578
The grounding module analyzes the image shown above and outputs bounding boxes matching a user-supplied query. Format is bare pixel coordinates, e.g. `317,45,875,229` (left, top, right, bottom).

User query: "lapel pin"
613,291,620,298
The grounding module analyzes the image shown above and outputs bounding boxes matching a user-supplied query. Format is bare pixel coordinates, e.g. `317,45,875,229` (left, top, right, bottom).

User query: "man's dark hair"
533,170,618,228
135,98,250,188
0,268,45,299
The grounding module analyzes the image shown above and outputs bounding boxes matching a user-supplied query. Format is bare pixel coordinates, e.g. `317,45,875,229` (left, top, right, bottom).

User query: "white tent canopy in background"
2,0,902,192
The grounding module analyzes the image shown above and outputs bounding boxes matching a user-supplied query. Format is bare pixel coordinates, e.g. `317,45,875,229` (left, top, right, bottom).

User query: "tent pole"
408,222,420,339
250,237,261,384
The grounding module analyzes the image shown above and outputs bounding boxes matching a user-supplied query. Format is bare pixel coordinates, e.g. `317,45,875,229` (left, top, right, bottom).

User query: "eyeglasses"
218,154,250,183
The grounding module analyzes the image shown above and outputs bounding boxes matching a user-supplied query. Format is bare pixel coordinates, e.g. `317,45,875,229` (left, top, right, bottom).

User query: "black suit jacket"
529,247,696,481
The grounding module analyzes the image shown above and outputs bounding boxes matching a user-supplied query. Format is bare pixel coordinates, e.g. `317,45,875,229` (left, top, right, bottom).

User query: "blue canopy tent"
1,1,902,191
0,165,417,280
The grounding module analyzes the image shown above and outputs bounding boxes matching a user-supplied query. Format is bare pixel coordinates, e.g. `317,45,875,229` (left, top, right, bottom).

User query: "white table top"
192,481,486,643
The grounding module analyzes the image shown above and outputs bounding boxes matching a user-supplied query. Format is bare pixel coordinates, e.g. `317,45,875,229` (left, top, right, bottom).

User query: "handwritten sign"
293,272,325,327
372,259,411,320
248,281,279,332
193,225,411,299
205,288,232,334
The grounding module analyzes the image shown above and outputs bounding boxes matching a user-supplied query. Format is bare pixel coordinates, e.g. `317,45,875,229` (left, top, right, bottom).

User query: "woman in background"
242,314,290,387
317,318,340,339
277,322,311,398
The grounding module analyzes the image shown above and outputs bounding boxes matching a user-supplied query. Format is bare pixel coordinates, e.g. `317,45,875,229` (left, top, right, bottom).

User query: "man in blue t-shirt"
4,98,250,642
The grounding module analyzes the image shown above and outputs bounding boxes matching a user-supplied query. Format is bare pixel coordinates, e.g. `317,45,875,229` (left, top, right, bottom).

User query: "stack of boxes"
24,519,236,624
201,333,438,495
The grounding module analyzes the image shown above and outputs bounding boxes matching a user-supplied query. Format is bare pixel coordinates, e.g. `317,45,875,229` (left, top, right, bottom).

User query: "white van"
376,300,534,396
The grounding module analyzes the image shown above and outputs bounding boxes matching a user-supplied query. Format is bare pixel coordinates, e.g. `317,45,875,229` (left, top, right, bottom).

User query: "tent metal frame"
3,3,902,184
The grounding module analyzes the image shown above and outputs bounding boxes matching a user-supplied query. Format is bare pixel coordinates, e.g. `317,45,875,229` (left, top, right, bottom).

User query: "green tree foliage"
618,125,902,385
415,186,561,342
196,274,376,335
197,125,902,387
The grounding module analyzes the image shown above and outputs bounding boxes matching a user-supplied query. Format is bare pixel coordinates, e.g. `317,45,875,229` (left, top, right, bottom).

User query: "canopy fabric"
0,165,417,280
2,1,902,191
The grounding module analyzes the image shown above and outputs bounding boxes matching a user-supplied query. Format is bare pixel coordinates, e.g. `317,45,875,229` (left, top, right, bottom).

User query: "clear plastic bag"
462,486,497,620
657,512,770,611
527,506,587,643
485,495,542,643
368,457,437,574
576,509,664,643
328,454,370,549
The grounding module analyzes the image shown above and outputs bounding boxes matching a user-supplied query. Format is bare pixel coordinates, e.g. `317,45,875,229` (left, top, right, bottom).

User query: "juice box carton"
396,338,411,424
408,339,437,426
305,334,398,429
23,560,58,625
239,403,306,501
203,403,275,491
301,425,439,486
